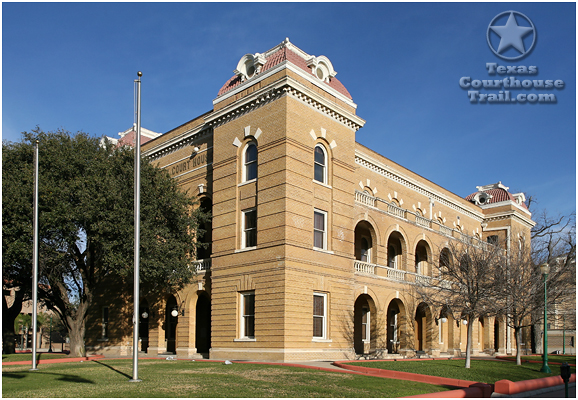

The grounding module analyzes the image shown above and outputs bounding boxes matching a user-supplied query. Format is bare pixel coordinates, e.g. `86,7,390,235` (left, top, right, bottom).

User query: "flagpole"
30,140,39,371
130,72,142,382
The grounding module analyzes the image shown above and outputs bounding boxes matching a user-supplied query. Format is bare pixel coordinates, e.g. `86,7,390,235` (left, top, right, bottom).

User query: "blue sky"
2,2,576,218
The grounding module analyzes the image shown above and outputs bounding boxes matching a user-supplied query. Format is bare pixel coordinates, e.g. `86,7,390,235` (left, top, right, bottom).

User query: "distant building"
4,287,60,351
101,125,161,148
547,256,576,354
86,39,536,361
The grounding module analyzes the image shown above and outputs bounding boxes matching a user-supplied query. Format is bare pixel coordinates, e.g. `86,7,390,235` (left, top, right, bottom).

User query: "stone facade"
86,39,535,361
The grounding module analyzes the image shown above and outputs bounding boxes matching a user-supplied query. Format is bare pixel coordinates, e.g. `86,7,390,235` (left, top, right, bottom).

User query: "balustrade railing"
440,225,453,236
354,260,375,274
355,190,376,207
439,280,452,290
388,203,406,219
192,259,211,272
353,260,456,290
385,266,406,281
414,274,432,286
416,215,431,228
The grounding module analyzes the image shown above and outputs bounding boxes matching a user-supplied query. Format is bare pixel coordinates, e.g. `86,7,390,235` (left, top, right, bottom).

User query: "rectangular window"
313,293,327,339
242,209,257,248
240,292,255,338
361,307,370,342
102,307,109,339
487,235,499,245
313,209,327,250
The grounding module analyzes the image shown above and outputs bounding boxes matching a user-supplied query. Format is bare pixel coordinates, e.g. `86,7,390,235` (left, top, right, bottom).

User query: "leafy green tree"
3,128,206,357
2,136,36,353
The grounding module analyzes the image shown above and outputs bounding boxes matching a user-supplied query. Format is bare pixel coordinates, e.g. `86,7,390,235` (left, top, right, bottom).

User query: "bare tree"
529,206,576,354
493,224,575,365
416,238,504,368
494,243,539,365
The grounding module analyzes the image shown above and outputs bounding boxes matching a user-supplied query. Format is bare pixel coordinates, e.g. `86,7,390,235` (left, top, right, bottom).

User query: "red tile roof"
465,188,529,210
116,130,156,147
217,46,352,100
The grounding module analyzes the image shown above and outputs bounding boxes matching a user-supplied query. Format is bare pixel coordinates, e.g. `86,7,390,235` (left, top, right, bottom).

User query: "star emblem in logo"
487,11,536,60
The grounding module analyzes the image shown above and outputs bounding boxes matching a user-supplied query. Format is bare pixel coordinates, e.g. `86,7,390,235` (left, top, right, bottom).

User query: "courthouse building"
86,39,535,361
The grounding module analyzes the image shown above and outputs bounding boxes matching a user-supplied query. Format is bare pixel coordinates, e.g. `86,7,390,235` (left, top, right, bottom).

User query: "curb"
494,374,576,395
491,382,576,398
3,354,105,366
495,355,576,367
333,361,481,387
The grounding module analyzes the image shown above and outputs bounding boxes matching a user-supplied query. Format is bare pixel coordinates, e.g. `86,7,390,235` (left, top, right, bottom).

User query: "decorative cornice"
478,199,532,217
482,210,536,228
214,58,358,110
355,150,484,222
284,82,364,131
208,76,365,131
144,126,212,161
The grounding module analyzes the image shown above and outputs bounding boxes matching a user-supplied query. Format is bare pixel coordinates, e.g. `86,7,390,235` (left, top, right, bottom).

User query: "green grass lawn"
2,359,452,398
501,355,576,364
344,359,572,384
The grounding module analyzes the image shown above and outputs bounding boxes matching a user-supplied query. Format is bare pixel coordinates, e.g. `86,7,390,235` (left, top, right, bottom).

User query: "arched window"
244,143,257,181
314,144,327,184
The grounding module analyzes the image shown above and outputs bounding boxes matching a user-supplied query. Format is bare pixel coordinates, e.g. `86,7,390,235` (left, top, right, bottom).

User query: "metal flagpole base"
29,368,39,371
129,379,142,383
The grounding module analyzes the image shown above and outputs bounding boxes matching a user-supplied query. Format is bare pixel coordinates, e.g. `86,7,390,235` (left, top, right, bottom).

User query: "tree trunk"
65,296,90,357
465,316,473,368
514,326,522,365
2,289,25,354
533,322,543,354
67,317,86,357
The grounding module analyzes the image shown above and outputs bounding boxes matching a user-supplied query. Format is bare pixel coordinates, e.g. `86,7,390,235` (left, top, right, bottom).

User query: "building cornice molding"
355,149,485,222
283,75,365,131
143,125,212,161
207,75,365,132
214,58,358,110
478,199,532,217
482,210,536,228
146,74,366,162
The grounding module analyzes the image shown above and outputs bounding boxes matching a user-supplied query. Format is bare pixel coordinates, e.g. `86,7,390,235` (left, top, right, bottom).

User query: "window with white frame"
360,237,370,262
313,209,327,250
388,245,397,269
240,291,255,338
243,142,257,182
361,306,370,342
102,307,109,339
313,293,327,339
314,144,327,184
242,208,257,248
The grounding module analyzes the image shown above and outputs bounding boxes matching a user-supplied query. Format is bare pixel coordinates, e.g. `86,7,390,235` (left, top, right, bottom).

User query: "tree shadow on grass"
2,371,95,383
92,360,132,379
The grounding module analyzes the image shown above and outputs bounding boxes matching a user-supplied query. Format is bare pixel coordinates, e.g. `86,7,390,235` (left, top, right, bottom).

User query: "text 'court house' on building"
87,39,535,361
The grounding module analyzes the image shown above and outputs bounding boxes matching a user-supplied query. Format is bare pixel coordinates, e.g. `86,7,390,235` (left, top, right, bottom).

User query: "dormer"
512,192,526,206
234,53,267,82
306,55,337,83
471,191,493,206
